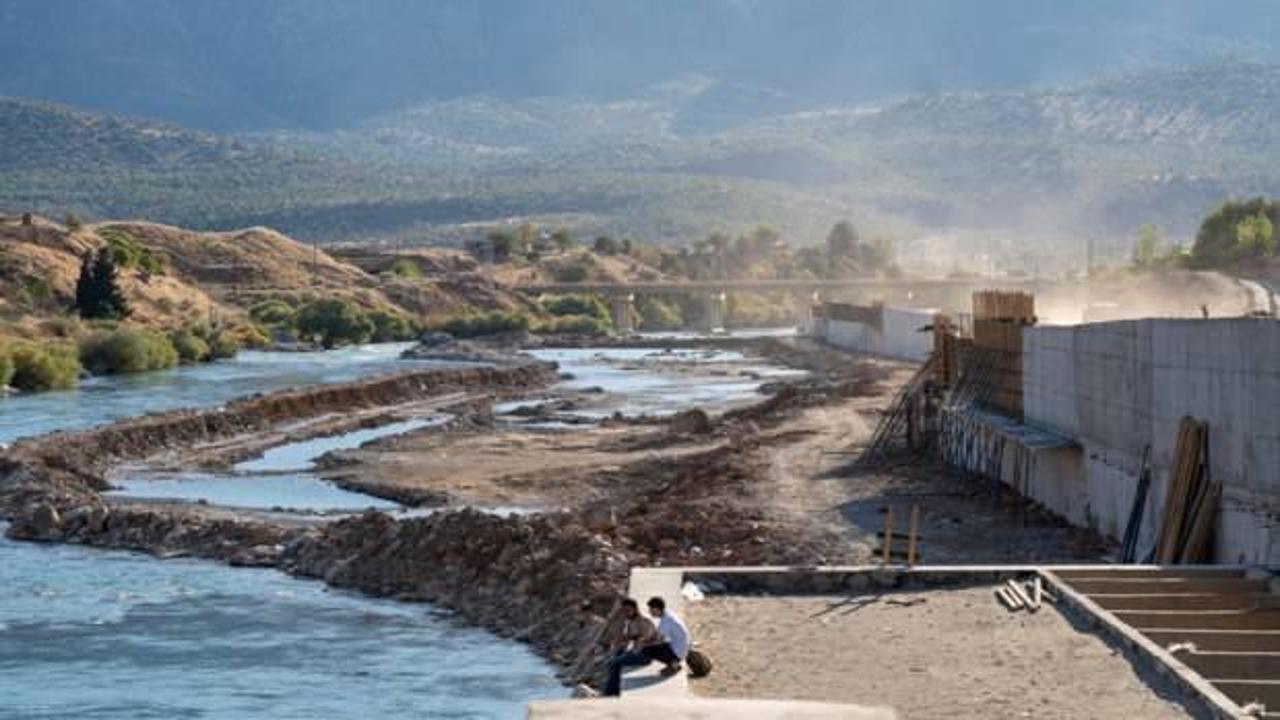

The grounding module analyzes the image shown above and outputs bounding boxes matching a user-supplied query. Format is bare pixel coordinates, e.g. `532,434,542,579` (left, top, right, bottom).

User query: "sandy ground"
323,423,725,508
686,587,1196,720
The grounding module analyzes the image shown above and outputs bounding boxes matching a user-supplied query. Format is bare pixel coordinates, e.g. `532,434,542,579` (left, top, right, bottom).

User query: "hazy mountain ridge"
5,0,1280,132
3,63,1280,247
0,97,256,170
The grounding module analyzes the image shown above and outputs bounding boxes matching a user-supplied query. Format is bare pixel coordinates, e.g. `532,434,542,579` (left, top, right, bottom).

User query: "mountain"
0,97,255,170
4,63,1280,258
4,1,1280,132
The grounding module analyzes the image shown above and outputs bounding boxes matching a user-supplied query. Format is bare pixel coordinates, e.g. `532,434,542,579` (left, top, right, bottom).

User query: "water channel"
0,335,800,717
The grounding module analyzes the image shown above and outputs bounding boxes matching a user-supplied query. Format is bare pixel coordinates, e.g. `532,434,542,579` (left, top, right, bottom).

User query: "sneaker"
659,663,682,677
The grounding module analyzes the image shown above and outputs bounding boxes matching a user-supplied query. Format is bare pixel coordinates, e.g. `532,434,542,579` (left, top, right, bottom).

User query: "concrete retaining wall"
1021,318,1280,564
815,306,936,362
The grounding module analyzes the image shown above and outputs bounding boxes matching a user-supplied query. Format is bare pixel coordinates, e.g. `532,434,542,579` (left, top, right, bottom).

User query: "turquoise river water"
0,336,799,717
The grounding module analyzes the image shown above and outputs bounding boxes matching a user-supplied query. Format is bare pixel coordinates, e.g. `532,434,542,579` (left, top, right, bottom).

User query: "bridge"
513,277,1039,332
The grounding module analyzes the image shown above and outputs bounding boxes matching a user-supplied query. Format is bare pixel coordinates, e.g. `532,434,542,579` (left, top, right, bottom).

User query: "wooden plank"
906,505,920,567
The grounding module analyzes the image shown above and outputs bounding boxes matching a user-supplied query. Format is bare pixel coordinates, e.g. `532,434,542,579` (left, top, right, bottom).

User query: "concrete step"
1117,609,1280,631
1182,651,1280,681
528,697,898,719
1144,629,1280,653
1065,577,1270,596
1052,568,1248,581
1091,592,1268,612
1211,680,1280,709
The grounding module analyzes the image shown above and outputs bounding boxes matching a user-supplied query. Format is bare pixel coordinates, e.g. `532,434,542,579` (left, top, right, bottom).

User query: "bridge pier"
796,290,821,333
609,293,635,335
695,291,726,334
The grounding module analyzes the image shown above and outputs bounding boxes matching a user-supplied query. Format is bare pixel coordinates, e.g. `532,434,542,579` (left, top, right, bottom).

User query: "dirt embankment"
1,354,886,687
11,362,557,480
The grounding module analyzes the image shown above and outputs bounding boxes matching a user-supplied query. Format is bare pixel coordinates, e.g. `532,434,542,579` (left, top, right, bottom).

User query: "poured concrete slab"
621,568,688,697
527,698,898,720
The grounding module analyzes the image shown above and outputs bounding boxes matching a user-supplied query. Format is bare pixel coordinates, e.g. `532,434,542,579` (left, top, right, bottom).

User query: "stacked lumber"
860,355,938,464
1155,417,1221,564
995,577,1051,613
973,291,1036,323
970,291,1036,420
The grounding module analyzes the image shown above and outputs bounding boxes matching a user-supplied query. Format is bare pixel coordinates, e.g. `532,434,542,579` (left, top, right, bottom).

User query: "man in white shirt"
642,596,689,676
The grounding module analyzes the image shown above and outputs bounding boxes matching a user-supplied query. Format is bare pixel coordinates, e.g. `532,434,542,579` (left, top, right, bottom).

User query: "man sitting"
602,597,659,696
642,595,689,676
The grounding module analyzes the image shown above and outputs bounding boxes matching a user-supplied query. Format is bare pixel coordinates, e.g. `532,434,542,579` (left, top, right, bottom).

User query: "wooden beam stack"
969,291,1037,420
1155,417,1221,564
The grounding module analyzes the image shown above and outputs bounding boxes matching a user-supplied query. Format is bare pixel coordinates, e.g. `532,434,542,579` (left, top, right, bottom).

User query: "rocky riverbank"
1,342,896,689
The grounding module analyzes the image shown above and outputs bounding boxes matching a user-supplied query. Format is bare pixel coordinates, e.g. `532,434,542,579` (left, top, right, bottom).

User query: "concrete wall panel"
1019,318,1280,564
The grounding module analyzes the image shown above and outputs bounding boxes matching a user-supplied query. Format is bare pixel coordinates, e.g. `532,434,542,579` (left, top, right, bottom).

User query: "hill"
5,63,1280,262
5,1,1280,132
0,215,538,343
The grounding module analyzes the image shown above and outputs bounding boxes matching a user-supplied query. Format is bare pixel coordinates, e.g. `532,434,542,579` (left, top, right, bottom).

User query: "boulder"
669,408,712,435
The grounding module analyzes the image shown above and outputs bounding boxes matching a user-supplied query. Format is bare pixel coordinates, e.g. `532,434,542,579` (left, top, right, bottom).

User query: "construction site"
532,288,1280,719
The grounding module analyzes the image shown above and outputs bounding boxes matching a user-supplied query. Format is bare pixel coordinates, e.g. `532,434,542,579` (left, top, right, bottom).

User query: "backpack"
686,648,713,679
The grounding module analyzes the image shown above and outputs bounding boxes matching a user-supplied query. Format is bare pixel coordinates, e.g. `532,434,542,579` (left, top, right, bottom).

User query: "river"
0,335,800,717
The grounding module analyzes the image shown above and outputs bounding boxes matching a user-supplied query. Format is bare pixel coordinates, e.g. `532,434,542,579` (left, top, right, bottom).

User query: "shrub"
637,296,683,330
541,294,611,322
169,329,210,364
533,314,610,336
79,327,179,375
7,343,81,391
438,310,530,338
249,298,296,326
101,229,166,275
295,298,374,348
390,257,423,279
207,329,243,359
554,262,591,283
0,352,13,388
369,310,416,342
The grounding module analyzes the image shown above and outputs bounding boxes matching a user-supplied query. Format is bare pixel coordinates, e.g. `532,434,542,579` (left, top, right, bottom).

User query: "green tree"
1134,224,1163,267
593,235,621,255
74,249,131,320
295,298,374,348
826,221,858,267
0,351,14,388
1192,198,1280,267
551,228,575,252
1237,212,1276,256
488,229,517,262
73,252,94,315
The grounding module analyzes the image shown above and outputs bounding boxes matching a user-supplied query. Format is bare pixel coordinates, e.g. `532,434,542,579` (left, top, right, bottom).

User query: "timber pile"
995,577,1051,613
859,354,937,465
1154,417,1221,564
970,291,1036,421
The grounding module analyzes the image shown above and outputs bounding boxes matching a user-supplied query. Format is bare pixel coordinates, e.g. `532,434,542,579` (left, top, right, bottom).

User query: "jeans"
604,649,650,696
641,642,680,666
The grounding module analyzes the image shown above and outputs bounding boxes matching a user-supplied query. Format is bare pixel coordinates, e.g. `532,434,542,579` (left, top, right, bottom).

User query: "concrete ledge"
620,568,688,697
528,697,898,719
647,564,1266,719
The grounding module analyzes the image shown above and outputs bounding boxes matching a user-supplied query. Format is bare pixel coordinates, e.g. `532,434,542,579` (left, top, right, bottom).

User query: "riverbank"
1,334,1114,699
